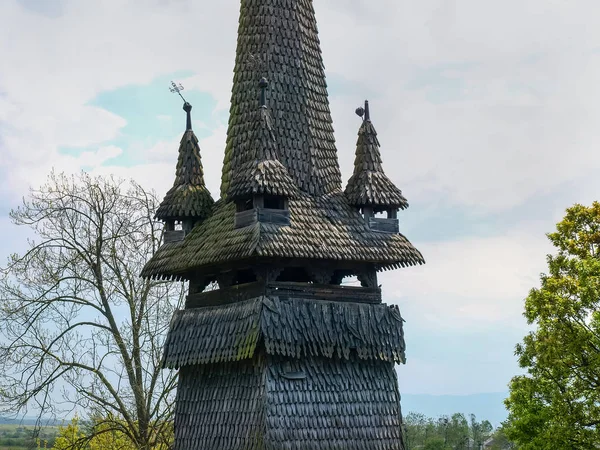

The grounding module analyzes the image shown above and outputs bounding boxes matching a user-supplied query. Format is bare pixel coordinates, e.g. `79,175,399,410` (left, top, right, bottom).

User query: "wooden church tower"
142,1,424,448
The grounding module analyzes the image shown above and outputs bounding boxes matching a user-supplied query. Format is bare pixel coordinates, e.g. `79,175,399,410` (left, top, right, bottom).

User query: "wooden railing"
234,208,291,228
164,230,186,243
369,217,399,233
186,281,381,308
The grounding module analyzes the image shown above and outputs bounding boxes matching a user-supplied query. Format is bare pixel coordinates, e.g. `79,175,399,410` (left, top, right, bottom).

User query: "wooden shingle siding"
174,357,266,450
265,356,404,450
174,354,403,450
227,107,298,201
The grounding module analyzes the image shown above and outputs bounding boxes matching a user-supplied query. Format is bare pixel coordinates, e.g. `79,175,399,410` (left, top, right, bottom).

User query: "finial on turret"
355,100,370,122
183,102,193,131
259,77,269,108
170,81,192,130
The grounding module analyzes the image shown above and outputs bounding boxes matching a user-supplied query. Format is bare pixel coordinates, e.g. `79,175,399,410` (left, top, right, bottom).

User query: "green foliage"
505,202,600,449
0,424,57,449
52,416,172,450
403,412,494,450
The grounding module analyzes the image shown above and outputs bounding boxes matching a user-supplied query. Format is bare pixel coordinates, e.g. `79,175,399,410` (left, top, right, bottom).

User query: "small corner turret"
155,86,214,243
227,78,297,228
345,100,408,233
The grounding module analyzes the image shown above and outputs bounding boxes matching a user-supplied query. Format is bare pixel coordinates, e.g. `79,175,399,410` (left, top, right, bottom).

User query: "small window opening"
276,267,311,283
233,269,257,285
264,194,285,210
236,198,254,212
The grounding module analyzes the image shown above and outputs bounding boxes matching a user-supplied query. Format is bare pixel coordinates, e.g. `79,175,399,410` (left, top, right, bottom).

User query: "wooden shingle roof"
143,1,424,279
345,101,409,211
220,0,341,197
141,192,424,279
155,103,214,222
227,106,298,200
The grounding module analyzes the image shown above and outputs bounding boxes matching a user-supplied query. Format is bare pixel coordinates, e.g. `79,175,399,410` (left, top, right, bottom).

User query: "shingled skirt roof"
142,192,424,279
168,296,407,449
162,296,406,369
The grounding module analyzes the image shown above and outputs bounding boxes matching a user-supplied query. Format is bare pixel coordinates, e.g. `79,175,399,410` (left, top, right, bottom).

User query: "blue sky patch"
58,72,222,167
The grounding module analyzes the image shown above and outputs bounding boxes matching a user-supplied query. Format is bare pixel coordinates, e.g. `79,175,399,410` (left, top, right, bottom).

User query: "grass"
0,424,59,449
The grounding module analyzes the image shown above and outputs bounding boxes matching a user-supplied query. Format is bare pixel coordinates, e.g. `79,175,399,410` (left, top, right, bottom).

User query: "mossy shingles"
156,130,214,222
162,297,406,369
345,120,409,211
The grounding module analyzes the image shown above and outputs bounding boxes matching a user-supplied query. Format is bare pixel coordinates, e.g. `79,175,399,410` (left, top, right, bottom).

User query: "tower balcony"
186,281,382,309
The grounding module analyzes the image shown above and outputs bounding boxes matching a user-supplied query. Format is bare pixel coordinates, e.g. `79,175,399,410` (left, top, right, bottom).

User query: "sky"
1,0,600,400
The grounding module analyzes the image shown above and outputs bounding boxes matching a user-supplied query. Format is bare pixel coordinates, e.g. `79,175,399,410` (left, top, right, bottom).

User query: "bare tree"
0,171,184,449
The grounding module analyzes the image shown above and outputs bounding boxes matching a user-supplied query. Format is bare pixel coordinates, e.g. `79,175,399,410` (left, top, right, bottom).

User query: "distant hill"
401,392,509,427
0,417,62,426
2,393,509,429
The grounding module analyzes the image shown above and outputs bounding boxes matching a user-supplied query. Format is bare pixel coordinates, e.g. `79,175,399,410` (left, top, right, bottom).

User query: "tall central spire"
220,0,341,197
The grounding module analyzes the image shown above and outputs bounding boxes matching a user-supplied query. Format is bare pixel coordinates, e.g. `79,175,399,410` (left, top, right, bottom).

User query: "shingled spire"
220,0,341,197
345,100,408,214
155,101,214,236
144,4,426,446
227,78,298,201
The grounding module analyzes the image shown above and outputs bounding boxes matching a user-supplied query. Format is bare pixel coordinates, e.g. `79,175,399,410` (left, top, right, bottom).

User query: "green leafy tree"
505,202,600,449
404,412,429,449
0,172,184,450
446,413,470,449
53,417,86,449
470,414,493,449
423,437,447,450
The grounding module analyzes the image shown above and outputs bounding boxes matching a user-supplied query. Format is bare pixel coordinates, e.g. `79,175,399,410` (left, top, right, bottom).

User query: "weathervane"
170,81,193,131
170,81,187,103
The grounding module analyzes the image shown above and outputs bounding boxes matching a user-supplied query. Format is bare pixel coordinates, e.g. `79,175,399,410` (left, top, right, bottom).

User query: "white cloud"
320,0,600,212
2,0,598,397
2,0,600,212
382,227,554,331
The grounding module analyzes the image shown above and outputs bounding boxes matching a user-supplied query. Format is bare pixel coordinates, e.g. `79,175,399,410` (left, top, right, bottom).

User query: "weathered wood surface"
185,281,264,308
163,229,186,243
186,281,381,308
155,129,214,223
233,209,257,228
174,355,404,450
234,207,291,228
369,217,400,233
164,296,406,368
257,207,290,225
345,106,409,212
